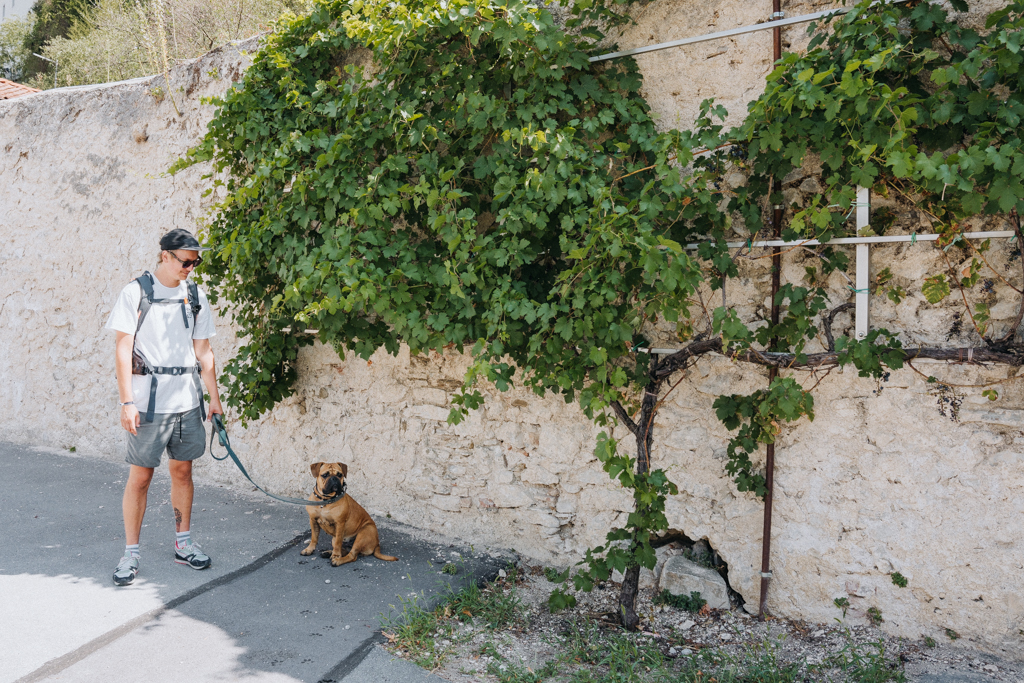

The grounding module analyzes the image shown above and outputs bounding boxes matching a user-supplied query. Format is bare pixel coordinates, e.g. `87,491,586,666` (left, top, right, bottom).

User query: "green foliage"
380,575,523,668
653,589,706,613
486,659,559,683
834,596,850,618
713,377,814,497
867,606,884,626
924,636,937,648
544,566,570,583
835,329,905,379
679,639,801,683
945,628,959,641
827,637,906,683
26,0,311,89
922,275,951,304
442,562,458,575
569,433,678,591
890,572,907,588
547,587,577,613
176,0,712,425
22,0,95,80
0,12,35,81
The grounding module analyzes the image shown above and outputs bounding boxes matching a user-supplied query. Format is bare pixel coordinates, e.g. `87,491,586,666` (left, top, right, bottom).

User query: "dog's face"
310,462,349,497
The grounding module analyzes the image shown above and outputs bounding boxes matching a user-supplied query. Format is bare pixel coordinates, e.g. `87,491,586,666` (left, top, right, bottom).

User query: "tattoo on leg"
174,507,183,530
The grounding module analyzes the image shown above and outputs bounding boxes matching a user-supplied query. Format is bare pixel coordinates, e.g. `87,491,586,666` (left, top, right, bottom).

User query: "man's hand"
121,404,140,435
207,397,224,421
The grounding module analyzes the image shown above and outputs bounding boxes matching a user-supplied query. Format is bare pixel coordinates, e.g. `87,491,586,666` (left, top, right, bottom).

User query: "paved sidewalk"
0,442,513,683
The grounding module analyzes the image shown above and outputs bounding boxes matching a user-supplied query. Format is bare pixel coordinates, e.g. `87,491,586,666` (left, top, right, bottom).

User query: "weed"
600,629,665,680
545,566,569,583
654,589,706,612
480,640,504,660
924,636,936,648
446,579,523,629
68,446,76,452
486,660,559,683
890,572,908,588
381,577,522,669
558,619,605,665
379,593,452,669
442,562,458,575
827,637,906,683
867,606,885,625
945,628,959,641
834,596,850,618
677,640,800,683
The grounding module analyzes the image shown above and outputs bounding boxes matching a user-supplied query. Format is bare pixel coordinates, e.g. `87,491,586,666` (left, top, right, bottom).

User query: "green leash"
209,414,344,507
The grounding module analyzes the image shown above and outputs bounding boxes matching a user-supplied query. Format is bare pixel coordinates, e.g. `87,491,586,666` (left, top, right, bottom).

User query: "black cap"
160,229,210,252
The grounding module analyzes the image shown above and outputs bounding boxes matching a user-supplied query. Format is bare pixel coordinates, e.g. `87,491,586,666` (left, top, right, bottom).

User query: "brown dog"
300,462,398,566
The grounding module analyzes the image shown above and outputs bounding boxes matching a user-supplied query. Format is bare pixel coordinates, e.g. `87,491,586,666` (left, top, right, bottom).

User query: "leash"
209,414,344,507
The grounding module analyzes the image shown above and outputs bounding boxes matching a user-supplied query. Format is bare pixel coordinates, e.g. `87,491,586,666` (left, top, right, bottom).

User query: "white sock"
126,543,140,558
175,531,190,549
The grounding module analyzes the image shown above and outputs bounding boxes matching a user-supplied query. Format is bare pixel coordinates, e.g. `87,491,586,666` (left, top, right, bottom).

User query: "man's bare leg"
123,465,154,545
168,459,194,533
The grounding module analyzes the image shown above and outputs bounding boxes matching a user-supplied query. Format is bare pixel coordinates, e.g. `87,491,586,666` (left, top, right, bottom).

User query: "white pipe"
684,231,1015,251
589,0,913,63
855,187,870,340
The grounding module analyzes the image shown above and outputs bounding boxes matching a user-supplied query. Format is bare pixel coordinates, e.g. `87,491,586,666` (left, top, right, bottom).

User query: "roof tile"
0,78,42,100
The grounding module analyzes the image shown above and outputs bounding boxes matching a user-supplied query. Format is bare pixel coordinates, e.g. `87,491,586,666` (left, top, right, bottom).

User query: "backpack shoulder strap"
134,271,156,334
186,280,202,332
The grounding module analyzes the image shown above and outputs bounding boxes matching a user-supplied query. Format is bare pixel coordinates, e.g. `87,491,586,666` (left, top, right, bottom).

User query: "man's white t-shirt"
104,272,216,414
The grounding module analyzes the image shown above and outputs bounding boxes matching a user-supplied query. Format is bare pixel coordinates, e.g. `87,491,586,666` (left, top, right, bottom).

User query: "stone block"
412,387,448,406
659,557,730,610
611,568,657,590
521,509,561,528
406,405,450,422
521,464,558,485
486,484,534,508
429,495,462,512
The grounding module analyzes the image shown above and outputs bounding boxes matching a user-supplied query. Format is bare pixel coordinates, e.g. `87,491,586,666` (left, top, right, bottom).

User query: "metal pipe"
588,0,913,63
683,230,1015,250
759,0,784,623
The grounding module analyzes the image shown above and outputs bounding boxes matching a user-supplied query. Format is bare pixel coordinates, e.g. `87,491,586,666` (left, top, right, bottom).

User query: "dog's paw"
320,550,332,559
300,547,315,556
330,556,344,567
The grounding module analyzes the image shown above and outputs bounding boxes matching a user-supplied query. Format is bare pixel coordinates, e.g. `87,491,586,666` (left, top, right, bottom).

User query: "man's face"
164,249,201,280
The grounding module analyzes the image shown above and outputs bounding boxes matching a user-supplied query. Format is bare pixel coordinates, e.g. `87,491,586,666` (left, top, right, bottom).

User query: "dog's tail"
373,546,398,561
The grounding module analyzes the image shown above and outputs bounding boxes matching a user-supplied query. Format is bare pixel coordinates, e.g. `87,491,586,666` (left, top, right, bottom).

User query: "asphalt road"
0,442,513,683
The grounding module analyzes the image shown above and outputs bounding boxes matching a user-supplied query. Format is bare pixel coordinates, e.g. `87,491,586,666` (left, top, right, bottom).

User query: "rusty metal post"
758,0,784,622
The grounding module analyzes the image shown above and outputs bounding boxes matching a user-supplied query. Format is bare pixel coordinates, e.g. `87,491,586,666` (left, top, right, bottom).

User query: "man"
104,229,224,586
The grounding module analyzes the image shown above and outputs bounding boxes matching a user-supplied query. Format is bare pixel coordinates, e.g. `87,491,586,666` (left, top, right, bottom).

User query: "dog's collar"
313,481,347,501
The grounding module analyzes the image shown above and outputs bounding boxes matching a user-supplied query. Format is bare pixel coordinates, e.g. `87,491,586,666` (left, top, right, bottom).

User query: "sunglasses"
169,252,203,269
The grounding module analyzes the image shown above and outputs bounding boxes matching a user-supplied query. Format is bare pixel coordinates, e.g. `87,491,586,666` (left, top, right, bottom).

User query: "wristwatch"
119,401,135,406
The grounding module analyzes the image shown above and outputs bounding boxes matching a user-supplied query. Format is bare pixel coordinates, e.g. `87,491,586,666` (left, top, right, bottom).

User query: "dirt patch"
381,563,1024,682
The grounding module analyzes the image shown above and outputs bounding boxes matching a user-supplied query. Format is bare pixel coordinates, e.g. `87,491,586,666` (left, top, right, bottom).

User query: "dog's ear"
340,463,349,478
310,462,324,478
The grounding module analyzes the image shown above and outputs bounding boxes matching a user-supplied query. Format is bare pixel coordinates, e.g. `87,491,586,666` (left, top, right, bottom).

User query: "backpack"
130,271,206,423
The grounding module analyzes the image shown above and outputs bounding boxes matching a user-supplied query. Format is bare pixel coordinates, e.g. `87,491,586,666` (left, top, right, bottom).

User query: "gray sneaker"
174,541,211,570
113,553,140,586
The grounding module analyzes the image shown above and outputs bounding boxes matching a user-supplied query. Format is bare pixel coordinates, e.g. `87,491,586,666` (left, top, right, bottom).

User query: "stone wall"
2,0,1022,659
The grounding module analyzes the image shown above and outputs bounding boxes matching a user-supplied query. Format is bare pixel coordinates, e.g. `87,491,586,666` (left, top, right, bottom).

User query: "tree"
176,0,1024,630
25,0,310,89
21,0,94,80
0,11,34,81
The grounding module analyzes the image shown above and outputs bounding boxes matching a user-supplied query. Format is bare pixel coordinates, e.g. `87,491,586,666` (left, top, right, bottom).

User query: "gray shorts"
126,407,206,468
